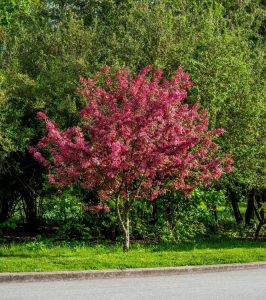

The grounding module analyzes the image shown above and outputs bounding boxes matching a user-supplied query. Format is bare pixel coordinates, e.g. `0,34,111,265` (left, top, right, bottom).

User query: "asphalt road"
0,269,265,300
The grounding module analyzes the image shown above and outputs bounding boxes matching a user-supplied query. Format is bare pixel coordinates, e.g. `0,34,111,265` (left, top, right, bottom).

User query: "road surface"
0,268,265,300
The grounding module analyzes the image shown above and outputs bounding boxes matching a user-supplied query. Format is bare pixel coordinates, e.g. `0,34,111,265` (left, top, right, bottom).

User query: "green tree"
0,5,92,228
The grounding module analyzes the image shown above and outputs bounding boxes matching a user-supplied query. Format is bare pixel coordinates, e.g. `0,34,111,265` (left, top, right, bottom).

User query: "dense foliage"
0,0,265,245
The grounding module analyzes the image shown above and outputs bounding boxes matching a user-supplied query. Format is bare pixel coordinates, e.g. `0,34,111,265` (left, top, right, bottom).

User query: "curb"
0,262,265,283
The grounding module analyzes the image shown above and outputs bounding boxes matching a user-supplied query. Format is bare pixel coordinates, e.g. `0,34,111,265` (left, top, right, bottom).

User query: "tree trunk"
115,197,131,252
0,198,11,223
229,190,243,224
254,191,265,239
123,216,130,252
23,196,39,233
245,190,255,226
255,221,264,239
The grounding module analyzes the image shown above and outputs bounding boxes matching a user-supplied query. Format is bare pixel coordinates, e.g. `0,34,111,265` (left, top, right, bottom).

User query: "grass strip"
0,239,265,272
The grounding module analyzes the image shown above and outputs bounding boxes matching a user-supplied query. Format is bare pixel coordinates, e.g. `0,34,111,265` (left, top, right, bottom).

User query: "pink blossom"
102,65,111,74
37,112,47,120
28,146,36,154
213,128,225,136
33,151,43,160
213,168,223,179
225,165,233,173
45,120,57,131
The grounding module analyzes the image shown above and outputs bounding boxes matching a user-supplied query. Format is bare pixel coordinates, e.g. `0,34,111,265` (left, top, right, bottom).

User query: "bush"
130,189,228,242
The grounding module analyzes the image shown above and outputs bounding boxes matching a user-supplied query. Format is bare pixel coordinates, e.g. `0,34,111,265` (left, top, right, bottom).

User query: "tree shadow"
136,238,266,252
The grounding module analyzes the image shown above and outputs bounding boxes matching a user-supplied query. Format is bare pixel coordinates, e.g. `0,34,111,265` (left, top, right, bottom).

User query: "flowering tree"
30,66,232,251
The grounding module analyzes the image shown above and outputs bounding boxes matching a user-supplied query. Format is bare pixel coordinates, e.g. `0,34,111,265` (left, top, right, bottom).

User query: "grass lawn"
0,239,265,273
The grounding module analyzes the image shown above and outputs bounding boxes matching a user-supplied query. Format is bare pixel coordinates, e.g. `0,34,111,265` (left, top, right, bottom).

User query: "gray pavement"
0,268,265,300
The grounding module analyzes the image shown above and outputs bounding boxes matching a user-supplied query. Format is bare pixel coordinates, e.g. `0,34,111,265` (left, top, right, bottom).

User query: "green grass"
0,239,265,272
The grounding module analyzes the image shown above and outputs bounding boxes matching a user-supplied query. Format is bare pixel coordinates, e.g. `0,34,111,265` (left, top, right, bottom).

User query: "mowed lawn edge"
0,239,265,273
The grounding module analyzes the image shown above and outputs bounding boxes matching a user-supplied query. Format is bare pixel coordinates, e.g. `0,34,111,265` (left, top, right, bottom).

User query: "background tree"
0,5,92,228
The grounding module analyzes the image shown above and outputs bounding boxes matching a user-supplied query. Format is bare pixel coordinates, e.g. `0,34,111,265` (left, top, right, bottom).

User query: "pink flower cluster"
30,66,233,202
82,203,110,214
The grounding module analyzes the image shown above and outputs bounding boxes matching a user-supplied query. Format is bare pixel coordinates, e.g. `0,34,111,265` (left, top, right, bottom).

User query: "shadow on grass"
132,238,266,252
0,238,265,259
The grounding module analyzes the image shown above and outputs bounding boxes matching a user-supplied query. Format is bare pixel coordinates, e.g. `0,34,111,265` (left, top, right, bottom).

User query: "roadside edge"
0,262,266,283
